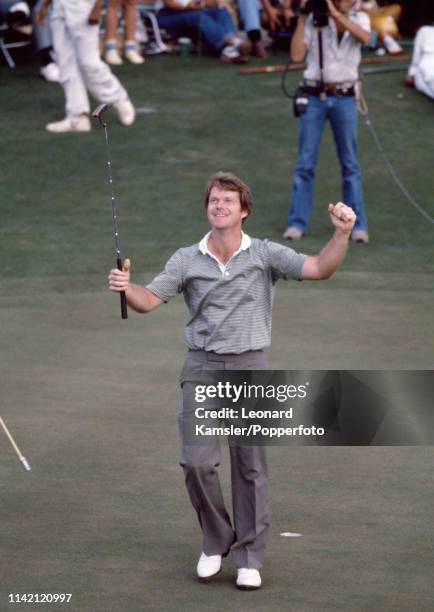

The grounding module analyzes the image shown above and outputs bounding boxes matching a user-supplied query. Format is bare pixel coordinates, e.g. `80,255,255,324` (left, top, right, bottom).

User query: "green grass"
1,53,433,282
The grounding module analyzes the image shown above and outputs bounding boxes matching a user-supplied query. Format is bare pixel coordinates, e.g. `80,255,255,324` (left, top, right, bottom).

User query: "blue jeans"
237,0,261,32
287,95,368,233
157,7,236,52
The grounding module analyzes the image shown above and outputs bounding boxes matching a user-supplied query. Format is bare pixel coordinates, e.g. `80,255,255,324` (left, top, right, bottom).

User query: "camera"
293,86,309,117
301,0,329,28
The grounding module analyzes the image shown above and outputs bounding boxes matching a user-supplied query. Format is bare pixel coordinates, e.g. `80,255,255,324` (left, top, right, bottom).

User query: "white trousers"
408,26,434,100
51,0,128,117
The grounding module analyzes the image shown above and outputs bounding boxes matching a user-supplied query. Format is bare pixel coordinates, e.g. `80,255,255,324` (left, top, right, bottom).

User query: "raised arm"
300,202,356,280
325,0,371,45
291,0,310,62
108,259,163,314
88,0,104,25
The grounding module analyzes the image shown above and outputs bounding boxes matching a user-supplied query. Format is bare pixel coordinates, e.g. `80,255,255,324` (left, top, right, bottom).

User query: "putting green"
1,279,433,610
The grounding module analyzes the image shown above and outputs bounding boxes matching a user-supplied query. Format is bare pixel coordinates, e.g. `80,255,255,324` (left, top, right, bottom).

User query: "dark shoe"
253,42,268,59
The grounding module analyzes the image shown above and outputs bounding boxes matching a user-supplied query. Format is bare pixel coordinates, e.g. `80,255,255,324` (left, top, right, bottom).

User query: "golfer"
108,172,356,590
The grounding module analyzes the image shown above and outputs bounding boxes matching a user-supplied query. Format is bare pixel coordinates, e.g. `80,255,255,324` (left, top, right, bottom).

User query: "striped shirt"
146,232,307,354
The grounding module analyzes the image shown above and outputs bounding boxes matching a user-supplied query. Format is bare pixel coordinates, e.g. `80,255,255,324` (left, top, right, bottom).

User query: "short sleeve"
264,240,308,281
304,14,314,48
354,10,371,32
145,249,184,302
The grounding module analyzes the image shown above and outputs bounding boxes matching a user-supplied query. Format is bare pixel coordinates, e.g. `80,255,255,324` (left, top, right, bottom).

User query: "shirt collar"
199,231,251,255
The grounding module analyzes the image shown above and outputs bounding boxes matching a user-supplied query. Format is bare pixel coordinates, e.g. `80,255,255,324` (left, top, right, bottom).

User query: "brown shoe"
283,227,303,240
351,230,370,244
238,40,252,57
253,42,268,59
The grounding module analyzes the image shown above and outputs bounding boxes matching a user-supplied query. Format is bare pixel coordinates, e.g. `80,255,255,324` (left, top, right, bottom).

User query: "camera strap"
317,28,327,100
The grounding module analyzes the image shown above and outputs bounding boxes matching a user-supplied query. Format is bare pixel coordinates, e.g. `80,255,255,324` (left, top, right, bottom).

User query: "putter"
92,103,128,320
0,417,31,471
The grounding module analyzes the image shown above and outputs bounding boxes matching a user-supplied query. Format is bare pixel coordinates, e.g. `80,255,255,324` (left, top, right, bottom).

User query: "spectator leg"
105,0,122,41
123,0,137,42
329,96,368,232
287,96,327,233
157,8,236,53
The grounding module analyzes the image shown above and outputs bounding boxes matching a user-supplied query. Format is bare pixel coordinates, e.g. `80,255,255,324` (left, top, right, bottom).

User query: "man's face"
332,0,354,15
207,186,247,230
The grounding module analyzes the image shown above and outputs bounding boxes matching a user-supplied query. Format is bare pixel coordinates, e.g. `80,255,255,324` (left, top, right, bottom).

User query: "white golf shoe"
196,552,222,580
236,568,261,590
46,115,91,133
40,62,60,83
114,97,136,126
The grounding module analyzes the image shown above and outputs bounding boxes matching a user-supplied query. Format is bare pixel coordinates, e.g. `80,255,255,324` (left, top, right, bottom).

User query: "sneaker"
382,34,403,55
197,552,222,580
143,41,168,55
220,45,249,64
114,97,136,126
105,47,123,65
7,2,31,33
283,226,303,240
40,62,60,83
46,115,91,133
351,230,370,244
236,568,261,590
124,43,145,65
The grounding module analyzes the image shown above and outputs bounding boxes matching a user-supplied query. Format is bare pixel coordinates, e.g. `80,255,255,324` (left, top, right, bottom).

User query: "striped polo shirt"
146,232,307,354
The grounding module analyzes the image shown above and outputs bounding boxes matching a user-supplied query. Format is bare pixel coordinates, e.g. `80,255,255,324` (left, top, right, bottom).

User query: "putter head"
92,103,110,127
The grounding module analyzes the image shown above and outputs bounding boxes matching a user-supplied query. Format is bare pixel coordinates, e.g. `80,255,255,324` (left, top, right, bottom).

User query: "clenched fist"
328,202,356,234
108,258,131,292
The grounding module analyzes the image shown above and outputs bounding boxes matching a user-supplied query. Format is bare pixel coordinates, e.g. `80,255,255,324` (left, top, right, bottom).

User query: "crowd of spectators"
2,0,305,69
0,0,434,131
2,0,433,68
2,0,429,69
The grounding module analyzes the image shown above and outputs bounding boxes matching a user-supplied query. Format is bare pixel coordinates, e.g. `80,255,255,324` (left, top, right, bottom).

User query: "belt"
188,348,264,361
303,80,355,97
303,84,355,98
304,79,356,89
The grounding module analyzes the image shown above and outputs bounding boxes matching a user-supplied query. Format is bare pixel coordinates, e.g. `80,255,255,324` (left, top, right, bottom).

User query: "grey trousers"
178,349,269,570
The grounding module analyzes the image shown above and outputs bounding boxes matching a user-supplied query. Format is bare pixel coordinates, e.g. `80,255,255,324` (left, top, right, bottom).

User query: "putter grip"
117,258,128,320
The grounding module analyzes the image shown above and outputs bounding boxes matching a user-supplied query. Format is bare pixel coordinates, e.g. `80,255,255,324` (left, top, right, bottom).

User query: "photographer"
283,0,371,243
